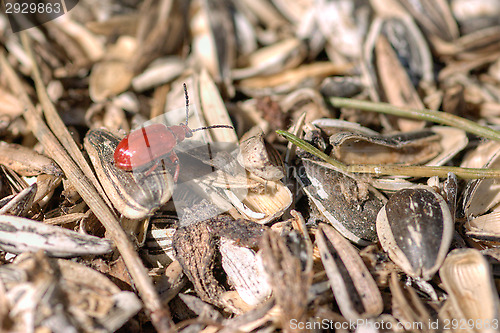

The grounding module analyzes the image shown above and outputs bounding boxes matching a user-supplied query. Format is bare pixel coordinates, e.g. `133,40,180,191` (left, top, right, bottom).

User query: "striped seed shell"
377,185,453,280
0,215,112,257
316,223,383,321
84,128,173,220
1,253,141,332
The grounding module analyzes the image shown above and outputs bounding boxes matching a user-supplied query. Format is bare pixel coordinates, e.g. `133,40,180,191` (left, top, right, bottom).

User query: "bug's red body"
113,83,233,182
114,123,193,181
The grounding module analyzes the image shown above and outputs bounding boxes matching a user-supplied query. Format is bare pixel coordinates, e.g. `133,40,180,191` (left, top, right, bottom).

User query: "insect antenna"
191,125,234,132
183,83,189,125
182,83,233,132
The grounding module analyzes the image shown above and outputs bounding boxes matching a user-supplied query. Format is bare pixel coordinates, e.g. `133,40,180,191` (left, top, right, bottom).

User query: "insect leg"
145,160,160,176
170,151,180,182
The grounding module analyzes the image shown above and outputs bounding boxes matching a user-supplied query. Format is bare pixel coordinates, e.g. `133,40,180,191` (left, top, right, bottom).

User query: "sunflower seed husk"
316,223,383,321
439,248,500,332
0,183,37,216
463,142,500,218
377,185,454,280
260,230,311,331
173,216,266,312
301,158,386,245
462,142,500,243
451,0,500,34
426,126,468,166
84,128,173,220
0,251,141,332
225,178,293,224
131,56,184,92
329,129,442,166
143,224,176,268
5,0,500,330
88,37,136,102
0,215,112,257
0,141,62,176
33,174,62,206
389,272,437,332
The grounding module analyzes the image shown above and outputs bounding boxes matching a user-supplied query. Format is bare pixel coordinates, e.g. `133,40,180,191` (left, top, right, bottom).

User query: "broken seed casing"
6,1,500,331
463,142,500,218
389,272,436,331
220,237,272,306
233,179,293,224
315,119,468,168
143,225,176,268
301,158,386,244
462,142,500,243
329,129,442,165
428,126,468,166
33,174,62,206
1,252,142,332
259,230,311,329
0,141,62,177
173,216,266,311
0,184,37,216
238,126,285,181
277,130,500,179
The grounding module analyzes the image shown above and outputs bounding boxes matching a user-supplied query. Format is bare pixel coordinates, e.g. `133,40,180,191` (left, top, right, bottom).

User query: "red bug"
114,84,233,182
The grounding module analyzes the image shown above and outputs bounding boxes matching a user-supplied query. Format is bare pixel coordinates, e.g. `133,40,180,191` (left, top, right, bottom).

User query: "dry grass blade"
330,97,500,142
19,32,114,211
277,130,500,179
0,52,174,333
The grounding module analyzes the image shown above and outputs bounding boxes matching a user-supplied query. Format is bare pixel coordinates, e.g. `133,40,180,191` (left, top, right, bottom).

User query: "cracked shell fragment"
301,159,386,245
0,252,141,332
220,237,271,306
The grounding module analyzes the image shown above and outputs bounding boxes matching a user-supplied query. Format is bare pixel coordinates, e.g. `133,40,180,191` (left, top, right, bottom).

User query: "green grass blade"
330,98,500,142
277,130,500,179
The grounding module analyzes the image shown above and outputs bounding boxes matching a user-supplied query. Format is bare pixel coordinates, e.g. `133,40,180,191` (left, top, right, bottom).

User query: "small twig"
276,130,500,179
2,36,174,332
330,97,500,142
20,32,115,210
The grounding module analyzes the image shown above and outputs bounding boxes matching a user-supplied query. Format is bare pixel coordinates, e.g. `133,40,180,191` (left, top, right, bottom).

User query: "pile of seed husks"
1,0,500,332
